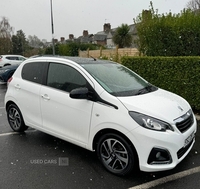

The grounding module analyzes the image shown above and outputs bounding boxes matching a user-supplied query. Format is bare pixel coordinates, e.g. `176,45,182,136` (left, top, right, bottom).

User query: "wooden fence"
79,47,139,61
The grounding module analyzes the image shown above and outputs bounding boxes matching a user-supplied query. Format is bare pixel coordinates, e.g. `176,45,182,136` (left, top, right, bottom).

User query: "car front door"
40,62,94,147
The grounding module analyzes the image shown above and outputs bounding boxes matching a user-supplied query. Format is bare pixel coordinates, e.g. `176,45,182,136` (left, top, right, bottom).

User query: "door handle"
41,94,50,100
14,84,21,90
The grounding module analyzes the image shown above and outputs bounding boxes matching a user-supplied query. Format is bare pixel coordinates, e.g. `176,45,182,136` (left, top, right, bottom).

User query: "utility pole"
50,0,55,55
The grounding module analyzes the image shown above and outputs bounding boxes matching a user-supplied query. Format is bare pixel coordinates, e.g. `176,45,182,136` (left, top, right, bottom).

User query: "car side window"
19,57,25,61
22,62,47,84
7,57,18,60
47,63,87,92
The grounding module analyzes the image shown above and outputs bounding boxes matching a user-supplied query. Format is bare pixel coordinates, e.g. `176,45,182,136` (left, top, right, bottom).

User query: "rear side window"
22,62,47,84
47,63,87,92
6,56,18,60
19,57,26,61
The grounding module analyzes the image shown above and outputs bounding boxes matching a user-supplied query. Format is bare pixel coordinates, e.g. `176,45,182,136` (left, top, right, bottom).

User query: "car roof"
29,55,115,65
0,55,24,57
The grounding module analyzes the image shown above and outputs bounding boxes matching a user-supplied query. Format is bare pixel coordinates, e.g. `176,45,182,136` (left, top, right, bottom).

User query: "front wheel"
96,133,137,176
7,104,28,132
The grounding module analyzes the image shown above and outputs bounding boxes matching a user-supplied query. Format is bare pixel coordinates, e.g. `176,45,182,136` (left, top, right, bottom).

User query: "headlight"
129,112,174,132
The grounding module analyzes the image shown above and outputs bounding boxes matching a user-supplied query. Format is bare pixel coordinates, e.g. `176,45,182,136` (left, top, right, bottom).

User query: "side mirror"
70,87,89,99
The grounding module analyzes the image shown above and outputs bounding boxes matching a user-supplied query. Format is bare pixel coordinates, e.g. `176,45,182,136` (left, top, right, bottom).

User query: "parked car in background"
0,65,18,84
5,56,197,176
0,55,26,67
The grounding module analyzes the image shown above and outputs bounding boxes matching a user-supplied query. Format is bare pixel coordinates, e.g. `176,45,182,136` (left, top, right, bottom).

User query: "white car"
0,55,26,67
5,56,197,176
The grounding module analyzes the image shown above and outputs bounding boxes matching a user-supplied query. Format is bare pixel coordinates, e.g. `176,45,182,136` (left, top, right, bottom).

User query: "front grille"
175,110,194,133
177,138,194,159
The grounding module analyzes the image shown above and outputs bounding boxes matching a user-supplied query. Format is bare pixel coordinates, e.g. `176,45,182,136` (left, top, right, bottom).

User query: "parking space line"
0,130,37,137
0,132,21,136
129,166,200,189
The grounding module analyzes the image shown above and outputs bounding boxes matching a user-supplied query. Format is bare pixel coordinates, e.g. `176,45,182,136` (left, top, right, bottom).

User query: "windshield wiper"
136,85,157,95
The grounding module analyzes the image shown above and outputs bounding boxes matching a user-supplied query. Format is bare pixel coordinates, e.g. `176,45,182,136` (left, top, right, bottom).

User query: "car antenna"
89,55,96,61
79,50,96,61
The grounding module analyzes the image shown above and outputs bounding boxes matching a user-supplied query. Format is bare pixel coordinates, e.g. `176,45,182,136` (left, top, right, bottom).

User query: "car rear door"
12,62,48,128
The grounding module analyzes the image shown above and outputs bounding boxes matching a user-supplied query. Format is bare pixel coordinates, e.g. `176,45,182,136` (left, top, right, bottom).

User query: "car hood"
117,89,191,122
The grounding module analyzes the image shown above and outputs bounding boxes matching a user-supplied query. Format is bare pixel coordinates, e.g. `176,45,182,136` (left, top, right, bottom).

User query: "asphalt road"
0,84,200,189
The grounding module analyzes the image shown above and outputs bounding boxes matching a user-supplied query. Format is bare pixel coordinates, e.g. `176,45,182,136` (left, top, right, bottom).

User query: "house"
93,23,138,48
93,23,115,47
65,34,76,43
77,30,93,44
128,24,138,48
56,23,138,48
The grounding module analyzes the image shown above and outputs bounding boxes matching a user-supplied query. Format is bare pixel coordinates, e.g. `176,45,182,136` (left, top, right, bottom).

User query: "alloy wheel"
8,107,22,130
100,138,129,172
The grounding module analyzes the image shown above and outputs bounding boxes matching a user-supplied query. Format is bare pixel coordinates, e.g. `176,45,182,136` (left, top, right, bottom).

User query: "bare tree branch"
0,17,13,54
187,0,200,11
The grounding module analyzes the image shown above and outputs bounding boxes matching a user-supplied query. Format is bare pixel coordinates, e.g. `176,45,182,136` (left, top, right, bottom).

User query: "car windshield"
81,62,157,97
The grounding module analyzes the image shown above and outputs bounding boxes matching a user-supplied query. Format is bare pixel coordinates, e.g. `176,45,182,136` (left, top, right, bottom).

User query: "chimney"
83,30,88,37
69,34,74,39
104,23,111,32
60,37,65,42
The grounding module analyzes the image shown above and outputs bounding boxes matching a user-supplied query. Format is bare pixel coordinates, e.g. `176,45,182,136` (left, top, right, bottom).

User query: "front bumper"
127,114,197,172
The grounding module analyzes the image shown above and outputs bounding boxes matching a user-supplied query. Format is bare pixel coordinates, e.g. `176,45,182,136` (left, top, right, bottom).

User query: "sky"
1,0,190,42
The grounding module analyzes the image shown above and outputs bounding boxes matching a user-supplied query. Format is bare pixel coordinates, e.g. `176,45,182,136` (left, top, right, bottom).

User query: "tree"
186,0,200,11
41,39,48,47
12,30,28,55
27,35,44,48
112,24,132,48
28,35,41,48
0,17,13,54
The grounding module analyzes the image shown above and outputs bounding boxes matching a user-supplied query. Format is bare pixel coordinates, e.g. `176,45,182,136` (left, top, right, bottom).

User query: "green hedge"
121,56,200,111
135,8,200,56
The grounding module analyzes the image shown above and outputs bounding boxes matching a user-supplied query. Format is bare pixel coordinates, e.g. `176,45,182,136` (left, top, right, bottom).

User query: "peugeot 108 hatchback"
5,56,197,176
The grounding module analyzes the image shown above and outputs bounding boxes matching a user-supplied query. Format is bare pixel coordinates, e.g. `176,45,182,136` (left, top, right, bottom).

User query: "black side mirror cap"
70,87,89,99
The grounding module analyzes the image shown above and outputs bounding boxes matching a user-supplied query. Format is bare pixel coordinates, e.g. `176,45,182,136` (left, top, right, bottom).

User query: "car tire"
96,133,137,176
4,64,11,67
7,104,28,132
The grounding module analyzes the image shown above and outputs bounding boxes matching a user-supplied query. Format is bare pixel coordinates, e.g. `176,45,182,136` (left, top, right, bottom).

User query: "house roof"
94,34,107,41
77,34,93,43
129,24,137,34
106,24,137,35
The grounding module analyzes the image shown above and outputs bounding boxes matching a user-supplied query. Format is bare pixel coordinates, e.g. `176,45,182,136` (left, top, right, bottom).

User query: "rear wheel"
96,133,137,176
4,64,11,67
7,104,28,132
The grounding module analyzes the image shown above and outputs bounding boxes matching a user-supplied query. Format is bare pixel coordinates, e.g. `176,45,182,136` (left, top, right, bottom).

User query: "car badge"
178,106,183,111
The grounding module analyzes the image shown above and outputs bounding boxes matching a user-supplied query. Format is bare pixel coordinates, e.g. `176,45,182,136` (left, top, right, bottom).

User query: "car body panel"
40,85,94,146
0,64,18,84
117,88,190,123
